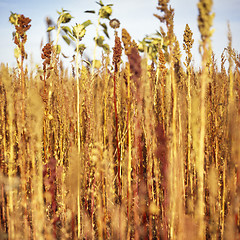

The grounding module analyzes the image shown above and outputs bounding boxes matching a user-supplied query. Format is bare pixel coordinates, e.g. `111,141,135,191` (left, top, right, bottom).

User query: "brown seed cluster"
121,28,142,88
173,40,184,86
121,28,131,56
183,24,194,66
128,47,142,88
154,0,175,43
197,0,215,47
183,24,194,51
154,0,171,24
109,18,120,29
112,33,122,71
42,43,52,71
15,15,31,39
121,28,138,56
14,15,31,58
158,48,167,79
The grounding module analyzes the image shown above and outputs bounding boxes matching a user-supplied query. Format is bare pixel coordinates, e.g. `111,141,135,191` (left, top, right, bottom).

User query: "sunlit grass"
0,0,240,239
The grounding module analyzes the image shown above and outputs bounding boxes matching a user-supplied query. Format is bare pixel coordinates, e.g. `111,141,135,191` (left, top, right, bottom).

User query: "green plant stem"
91,16,101,75
55,18,61,47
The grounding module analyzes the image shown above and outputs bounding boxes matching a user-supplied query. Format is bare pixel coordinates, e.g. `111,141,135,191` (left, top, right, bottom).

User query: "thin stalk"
20,42,29,240
113,67,122,240
52,18,62,70
113,70,121,201
198,49,207,239
76,36,81,239
76,36,81,158
126,63,132,239
187,67,193,208
221,157,226,238
20,54,25,122
169,63,178,239
228,23,234,106
31,151,45,240
7,105,15,240
197,0,214,235
154,158,160,237
103,58,109,238
55,19,61,48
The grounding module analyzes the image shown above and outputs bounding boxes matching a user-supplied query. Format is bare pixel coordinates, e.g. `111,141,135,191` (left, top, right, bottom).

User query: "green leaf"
47,26,55,32
75,44,86,53
155,30,162,37
102,43,110,52
153,39,161,45
103,28,109,38
68,33,76,42
61,53,69,58
73,24,86,39
144,40,152,44
96,0,104,7
57,9,67,15
61,26,72,34
54,45,61,54
9,12,19,26
62,35,71,45
94,36,104,47
82,20,92,28
93,59,101,69
100,23,109,38
100,22,107,30
138,42,145,52
99,5,112,19
14,47,20,59
83,59,91,66
59,12,73,24
85,10,96,14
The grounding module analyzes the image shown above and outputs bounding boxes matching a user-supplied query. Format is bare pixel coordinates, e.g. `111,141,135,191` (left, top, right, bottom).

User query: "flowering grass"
0,0,240,239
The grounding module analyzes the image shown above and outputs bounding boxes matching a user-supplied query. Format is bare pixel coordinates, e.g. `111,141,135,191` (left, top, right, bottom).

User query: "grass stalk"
126,63,132,240
91,16,101,75
76,37,82,239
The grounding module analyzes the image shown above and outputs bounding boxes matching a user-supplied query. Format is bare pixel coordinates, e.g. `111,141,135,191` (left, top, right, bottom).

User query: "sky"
0,0,239,68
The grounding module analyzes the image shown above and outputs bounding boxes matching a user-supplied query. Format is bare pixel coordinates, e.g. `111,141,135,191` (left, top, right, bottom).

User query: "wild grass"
0,0,240,239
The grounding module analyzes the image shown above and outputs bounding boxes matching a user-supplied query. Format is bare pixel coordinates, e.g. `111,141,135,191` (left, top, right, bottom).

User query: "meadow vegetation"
0,0,240,239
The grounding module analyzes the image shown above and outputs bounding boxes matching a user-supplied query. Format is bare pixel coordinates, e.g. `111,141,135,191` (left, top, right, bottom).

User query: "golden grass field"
0,0,240,239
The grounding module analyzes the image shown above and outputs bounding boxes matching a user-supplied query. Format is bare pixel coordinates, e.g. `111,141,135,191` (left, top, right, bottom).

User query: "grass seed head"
42,43,52,71
112,33,122,71
128,47,142,85
15,14,31,39
197,0,215,44
154,0,175,44
183,24,194,66
121,28,132,56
